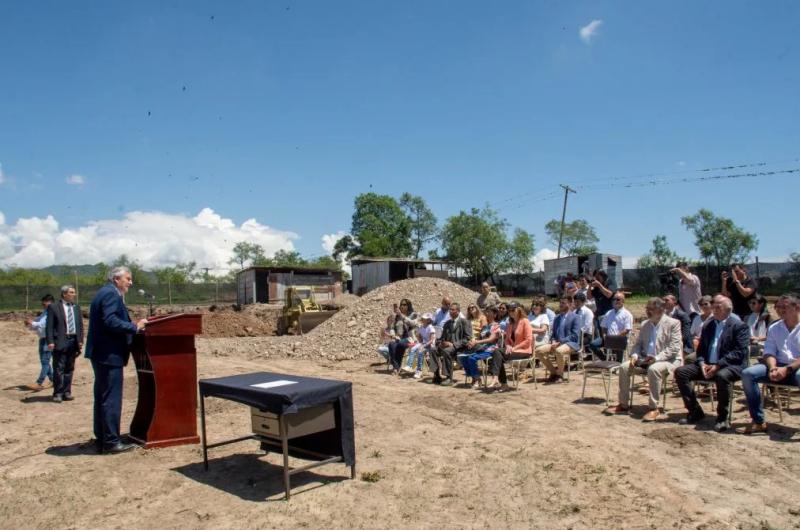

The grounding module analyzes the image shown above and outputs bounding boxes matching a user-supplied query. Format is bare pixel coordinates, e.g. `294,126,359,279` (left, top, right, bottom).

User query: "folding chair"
627,367,670,410
760,382,800,423
581,334,628,406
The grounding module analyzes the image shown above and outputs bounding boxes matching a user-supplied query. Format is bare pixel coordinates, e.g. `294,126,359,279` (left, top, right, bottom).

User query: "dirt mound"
197,277,481,361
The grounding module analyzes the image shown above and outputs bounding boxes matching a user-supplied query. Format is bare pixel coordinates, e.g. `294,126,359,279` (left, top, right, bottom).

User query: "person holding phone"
721,264,756,320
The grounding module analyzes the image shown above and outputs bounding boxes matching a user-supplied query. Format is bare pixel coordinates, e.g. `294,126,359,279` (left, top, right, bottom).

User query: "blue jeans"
742,363,800,424
37,338,53,385
405,344,432,371
461,350,494,379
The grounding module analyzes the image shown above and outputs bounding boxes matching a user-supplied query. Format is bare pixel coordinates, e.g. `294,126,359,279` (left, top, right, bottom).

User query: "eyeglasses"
699,303,710,307
613,298,624,301
399,303,408,307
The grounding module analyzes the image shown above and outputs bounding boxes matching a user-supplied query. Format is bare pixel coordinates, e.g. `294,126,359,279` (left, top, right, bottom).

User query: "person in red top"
505,304,533,355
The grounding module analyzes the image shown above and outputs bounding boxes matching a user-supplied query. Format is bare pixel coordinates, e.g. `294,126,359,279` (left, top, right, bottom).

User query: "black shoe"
678,412,705,425
546,373,560,383
52,395,63,403
714,420,731,433
63,394,74,401
104,442,136,455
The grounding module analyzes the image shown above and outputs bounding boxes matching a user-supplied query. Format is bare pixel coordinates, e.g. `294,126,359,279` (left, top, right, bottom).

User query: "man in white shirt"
671,262,702,317
573,292,594,340
588,291,633,360
740,293,800,434
605,298,682,421
46,285,84,402
25,294,55,390
433,297,452,328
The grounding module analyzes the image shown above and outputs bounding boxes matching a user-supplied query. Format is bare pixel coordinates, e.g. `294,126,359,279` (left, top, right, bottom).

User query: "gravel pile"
197,277,480,362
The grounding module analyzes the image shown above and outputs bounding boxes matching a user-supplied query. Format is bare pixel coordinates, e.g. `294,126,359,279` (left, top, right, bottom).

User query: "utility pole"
557,184,576,258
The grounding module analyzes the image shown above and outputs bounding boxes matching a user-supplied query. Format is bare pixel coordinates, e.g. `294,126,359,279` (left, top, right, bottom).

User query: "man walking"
46,286,83,403
86,266,147,454
25,294,55,390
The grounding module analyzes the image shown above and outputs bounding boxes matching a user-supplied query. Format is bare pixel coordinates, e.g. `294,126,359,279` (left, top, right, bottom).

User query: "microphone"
138,289,156,300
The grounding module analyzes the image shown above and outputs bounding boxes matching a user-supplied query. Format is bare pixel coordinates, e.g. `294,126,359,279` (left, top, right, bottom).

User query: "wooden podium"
129,313,203,448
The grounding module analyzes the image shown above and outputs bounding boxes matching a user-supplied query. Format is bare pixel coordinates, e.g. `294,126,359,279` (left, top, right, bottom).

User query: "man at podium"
85,266,147,455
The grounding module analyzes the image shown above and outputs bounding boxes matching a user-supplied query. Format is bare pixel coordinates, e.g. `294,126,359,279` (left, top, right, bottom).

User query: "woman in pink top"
505,305,533,354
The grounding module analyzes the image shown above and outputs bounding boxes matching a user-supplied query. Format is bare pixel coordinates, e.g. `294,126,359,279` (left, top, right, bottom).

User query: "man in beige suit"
604,297,682,421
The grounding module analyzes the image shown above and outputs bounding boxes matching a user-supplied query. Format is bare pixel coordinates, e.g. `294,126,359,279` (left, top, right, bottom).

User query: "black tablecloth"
199,372,355,466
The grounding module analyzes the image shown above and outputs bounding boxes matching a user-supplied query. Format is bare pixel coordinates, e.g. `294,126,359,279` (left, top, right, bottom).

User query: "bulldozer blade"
298,311,337,334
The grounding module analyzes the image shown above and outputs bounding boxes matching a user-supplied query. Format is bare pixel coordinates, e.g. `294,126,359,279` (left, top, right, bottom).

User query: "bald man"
674,295,749,432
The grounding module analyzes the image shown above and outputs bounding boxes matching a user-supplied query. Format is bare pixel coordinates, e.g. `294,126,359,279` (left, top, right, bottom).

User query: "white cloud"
533,248,559,272
0,208,298,273
66,174,86,186
321,230,351,274
579,19,603,44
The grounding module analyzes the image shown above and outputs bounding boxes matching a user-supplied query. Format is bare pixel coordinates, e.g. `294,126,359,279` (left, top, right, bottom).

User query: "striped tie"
66,303,75,335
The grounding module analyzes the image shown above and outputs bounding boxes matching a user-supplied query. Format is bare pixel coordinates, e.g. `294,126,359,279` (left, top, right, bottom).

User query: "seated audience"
721,263,756,320
466,304,487,338
663,294,694,354
573,292,594,344
740,293,800,434
671,261,702,318
534,297,581,382
377,315,395,363
401,313,436,378
460,307,502,389
387,299,417,373
690,295,714,349
564,273,578,298
604,297,682,421
674,295,749,432
588,291,633,361
527,299,550,347
476,282,501,311
430,302,471,386
488,303,532,390
745,293,771,343
433,297,452,328
497,302,510,332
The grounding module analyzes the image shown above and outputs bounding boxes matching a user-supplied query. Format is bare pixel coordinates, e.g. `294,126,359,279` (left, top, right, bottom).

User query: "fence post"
25,282,30,311
215,280,219,305
168,278,172,306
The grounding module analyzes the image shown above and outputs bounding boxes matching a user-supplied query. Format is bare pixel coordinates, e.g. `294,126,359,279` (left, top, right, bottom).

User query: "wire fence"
0,282,238,311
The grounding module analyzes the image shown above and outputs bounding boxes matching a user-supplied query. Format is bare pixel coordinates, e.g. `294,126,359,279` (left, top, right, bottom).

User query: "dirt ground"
1,319,799,530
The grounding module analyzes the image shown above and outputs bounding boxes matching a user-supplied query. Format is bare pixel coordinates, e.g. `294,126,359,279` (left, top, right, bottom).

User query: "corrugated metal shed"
236,266,343,305
543,253,623,295
350,257,452,295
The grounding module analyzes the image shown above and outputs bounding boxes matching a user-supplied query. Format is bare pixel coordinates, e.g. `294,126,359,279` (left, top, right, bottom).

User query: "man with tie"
604,297,682,421
46,285,83,403
674,294,749,432
86,266,147,454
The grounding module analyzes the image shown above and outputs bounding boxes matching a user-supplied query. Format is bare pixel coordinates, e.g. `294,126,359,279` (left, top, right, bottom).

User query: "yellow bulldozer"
277,286,338,335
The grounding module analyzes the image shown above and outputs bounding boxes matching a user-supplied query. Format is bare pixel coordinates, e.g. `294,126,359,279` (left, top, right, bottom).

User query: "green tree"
636,235,682,294
229,242,267,269
332,235,358,262
681,209,758,268
266,249,307,267
152,261,197,285
544,219,599,256
441,206,525,283
349,193,413,258
505,228,536,275
399,192,438,259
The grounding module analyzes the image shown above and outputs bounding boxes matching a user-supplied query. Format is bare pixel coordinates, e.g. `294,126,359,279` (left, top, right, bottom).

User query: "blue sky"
1,1,798,271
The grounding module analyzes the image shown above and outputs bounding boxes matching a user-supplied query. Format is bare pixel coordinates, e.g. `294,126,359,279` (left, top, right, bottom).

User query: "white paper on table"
250,380,298,389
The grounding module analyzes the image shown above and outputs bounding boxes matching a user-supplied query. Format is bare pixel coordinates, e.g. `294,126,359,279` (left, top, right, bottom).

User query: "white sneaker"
413,371,422,379
400,365,414,373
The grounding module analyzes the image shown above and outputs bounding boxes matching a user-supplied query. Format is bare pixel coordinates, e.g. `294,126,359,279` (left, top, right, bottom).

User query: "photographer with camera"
669,262,702,318
721,264,756,320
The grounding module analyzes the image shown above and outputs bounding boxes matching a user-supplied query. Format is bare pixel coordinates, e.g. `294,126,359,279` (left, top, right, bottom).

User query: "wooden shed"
236,266,343,305
350,257,453,295
543,253,623,295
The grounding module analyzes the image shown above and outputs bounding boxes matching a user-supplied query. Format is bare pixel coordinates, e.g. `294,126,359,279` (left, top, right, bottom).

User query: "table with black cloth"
198,371,356,500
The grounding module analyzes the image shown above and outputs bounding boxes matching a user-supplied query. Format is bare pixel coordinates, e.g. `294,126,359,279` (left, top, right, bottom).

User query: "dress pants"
675,363,742,421
387,339,410,370
534,343,575,375
618,360,678,410
52,337,79,397
430,346,456,381
91,360,124,448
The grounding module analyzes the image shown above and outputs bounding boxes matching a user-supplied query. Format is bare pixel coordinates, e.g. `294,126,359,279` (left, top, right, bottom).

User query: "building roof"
350,256,453,265
237,266,342,275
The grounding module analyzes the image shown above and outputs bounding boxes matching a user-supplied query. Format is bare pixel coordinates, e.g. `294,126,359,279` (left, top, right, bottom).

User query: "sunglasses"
699,303,710,307
613,298,624,301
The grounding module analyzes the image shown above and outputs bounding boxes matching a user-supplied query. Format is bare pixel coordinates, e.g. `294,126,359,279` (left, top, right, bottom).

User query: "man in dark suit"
85,266,147,454
46,285,83,403
663,294,694,355
674,294,749,432
430,302,471,386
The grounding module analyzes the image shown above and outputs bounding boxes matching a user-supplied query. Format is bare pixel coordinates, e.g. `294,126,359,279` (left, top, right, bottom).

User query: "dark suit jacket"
441,316,472,351
45,300,84,349
552,312,581,351
695,317,749,369
85,283,139,367
671,307,694,353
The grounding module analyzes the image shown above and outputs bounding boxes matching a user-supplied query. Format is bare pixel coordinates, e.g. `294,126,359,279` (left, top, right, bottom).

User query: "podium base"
129,434,200,449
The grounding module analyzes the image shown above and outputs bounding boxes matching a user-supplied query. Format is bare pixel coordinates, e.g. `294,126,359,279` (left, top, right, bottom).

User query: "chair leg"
581,370,588,399
778,387,784,423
